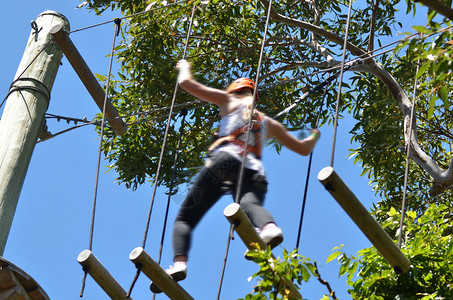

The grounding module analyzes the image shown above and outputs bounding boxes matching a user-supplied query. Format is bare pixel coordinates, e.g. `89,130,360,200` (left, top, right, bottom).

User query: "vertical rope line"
152,109,188,300
295,84,329,251
217,1,274,299
156,109,188,265
216,226,234,300
80,18,121,298
330,0,353,167
234,0,273,204
127,5,197,297
140,3,197,251
398,59,420,249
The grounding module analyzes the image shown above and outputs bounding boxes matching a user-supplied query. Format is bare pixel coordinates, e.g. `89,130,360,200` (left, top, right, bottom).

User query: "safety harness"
208,111,265,159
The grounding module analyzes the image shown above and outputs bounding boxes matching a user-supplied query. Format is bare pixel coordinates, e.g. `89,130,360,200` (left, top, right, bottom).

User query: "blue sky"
1,1,428,299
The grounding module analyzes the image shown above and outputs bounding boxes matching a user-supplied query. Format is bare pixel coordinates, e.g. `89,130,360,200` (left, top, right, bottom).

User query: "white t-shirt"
212,103,268,176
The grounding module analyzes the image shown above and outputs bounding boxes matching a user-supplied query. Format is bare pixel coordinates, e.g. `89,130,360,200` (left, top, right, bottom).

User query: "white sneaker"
167,263,187,281
260,226,283,249
244,226,283,260
150,263,187,294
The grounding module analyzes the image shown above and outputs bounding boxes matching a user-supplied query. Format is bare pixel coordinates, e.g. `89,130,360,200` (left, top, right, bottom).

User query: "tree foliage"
78,0,453,298
332,203,453,299
80,0,411,192
239,247,337,300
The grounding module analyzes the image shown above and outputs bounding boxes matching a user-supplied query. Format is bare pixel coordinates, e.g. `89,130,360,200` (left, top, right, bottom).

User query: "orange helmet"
226,78,258,100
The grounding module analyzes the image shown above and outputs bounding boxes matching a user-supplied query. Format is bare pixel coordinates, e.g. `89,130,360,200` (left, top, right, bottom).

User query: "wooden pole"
129,247,194,300
318,166,411,273
49,24,127,136
223,203,302,299
77,250,130,300
0,11,69,256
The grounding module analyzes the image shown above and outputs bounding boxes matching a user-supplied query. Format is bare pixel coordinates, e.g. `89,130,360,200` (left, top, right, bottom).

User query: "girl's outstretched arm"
267,117,320,156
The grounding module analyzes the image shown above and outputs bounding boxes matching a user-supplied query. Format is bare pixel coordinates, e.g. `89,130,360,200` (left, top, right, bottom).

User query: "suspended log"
318,166,411,274
224,203,302,299
49,24,127,136
0,256,49,300
77,250,130,300
129,247,194,300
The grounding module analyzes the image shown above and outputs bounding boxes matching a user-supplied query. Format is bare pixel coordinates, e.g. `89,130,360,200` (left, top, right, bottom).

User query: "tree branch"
368,0,380,53
259,0,368,57
260,61,331,81
360,62,450,196
260,0,453,196
313,261,338,300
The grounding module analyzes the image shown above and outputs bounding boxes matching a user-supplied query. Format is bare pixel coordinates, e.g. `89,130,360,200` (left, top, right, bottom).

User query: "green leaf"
326,251,341,263
415,62,430,79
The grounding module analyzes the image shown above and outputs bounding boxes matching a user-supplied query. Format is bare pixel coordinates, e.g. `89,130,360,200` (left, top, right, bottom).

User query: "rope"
37,101,209,143
259,24,453,91
217,225,234,300
272,62,358,120
234,0,273,205
36,121,98,144
1,38,53,110
295,83,329,251
329,0,354,168
152,108,188,300
80,18,122,298
70,0,190,34
34,22,451,142
216,1,275,299
127,5,198,297
397,57,420,248
4,78,51,108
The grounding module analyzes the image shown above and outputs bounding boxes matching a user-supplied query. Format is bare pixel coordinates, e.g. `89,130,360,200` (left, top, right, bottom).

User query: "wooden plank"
318,166,411,273
129,247,194,300
0,267,15,289
77,250,130,300
0,287,19,300
0,257,49,300
223,203,302,299
49,24,127,136
9,270,33,300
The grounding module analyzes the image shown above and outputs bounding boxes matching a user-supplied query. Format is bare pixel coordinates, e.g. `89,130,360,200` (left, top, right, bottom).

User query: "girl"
151,59,320,293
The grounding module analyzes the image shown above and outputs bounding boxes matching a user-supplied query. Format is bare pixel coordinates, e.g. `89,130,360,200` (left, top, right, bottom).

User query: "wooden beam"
223,203,302,299
77,250,130,300
415,0,453,21
49,24,127,136
129,247,194,300
318,166,411,274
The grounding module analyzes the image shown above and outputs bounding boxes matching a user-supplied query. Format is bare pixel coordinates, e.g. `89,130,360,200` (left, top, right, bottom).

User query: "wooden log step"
318,166,411,273
224,203,302,299
77,250,130,300
129,247,193,300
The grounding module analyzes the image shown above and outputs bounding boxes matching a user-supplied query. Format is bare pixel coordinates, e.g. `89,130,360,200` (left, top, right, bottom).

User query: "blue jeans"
172,151,275,259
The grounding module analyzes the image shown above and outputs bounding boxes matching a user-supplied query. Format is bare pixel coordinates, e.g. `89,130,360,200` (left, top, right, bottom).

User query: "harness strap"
209,111,264,158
